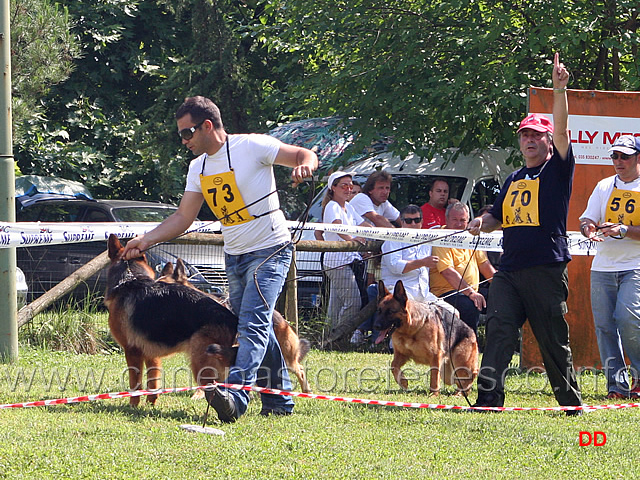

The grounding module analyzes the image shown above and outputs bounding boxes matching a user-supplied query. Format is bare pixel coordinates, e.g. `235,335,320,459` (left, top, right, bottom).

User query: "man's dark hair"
429,177,450,192
400,204,422,217
175,96,224,130
362,170,392,195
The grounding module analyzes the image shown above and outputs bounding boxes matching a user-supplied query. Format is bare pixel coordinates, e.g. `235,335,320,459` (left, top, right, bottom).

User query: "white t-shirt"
349,193,399,223
322,200,364,269
381,240,438,302
185,134,290,255
580,174,640,272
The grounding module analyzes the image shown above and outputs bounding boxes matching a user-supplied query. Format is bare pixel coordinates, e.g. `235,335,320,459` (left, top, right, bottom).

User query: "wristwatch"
620,225,628,239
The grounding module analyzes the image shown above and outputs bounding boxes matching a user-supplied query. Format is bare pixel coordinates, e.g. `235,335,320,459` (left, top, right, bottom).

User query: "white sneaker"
350,330,366,345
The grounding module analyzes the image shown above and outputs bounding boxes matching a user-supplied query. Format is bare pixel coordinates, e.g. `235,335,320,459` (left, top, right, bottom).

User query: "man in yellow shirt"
430,202,496,336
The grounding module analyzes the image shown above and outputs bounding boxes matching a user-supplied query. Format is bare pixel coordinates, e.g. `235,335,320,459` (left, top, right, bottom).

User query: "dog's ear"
378,280,390,301
107,234,123,260
174,258,188,282
393,280,408,306
160,262,174,277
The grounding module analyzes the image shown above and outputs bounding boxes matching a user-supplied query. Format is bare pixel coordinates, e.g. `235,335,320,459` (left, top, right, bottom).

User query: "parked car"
15,176,222,303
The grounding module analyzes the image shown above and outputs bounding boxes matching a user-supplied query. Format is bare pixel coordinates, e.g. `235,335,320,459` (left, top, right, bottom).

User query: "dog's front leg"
391,352,410,390
123,346,145,407
428,355,442,396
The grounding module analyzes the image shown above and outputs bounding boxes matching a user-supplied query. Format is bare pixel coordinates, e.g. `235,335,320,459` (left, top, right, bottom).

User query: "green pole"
0,0,18,362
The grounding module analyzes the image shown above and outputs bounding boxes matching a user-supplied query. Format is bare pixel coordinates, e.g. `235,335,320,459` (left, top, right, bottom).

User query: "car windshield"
111,206,177,222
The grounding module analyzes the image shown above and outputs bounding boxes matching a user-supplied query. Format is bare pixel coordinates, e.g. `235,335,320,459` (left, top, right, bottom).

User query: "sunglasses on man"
178,120,205,141
401,217,422,224
610,152,637,160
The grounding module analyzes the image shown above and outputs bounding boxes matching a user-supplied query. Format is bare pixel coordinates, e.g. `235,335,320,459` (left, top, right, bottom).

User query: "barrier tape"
2,382,637,412
0,221,221,249
0,220,597,256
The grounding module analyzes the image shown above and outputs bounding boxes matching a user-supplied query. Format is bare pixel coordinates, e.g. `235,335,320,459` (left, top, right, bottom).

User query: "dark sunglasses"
178,120,205,140
610,152,637,160
402,217,422,224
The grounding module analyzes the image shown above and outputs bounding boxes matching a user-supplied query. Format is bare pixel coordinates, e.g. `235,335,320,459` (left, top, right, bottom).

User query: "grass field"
1,338,637,479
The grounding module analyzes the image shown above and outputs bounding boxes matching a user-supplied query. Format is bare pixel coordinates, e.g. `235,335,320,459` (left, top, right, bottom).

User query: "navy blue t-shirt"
489,143,574,271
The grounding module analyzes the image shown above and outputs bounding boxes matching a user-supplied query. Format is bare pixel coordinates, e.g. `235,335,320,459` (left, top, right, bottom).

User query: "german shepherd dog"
105,234,238,406
157,258,312,393
374,280,478,394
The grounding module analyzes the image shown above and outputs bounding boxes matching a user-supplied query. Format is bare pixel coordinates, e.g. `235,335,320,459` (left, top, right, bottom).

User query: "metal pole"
0,0,18,362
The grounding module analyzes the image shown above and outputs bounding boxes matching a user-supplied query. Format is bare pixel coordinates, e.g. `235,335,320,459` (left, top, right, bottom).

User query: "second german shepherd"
105,234,238,406
374,280,478,394
158,258,312,393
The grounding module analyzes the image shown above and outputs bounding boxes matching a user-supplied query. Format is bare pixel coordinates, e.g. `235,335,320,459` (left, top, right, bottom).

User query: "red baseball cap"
517,113,554,134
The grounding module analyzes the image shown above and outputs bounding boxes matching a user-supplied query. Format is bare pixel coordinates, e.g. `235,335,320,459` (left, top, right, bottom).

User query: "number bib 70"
502,179,540,228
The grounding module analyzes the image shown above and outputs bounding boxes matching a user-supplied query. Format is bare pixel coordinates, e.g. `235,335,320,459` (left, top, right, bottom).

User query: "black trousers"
476,263,582,407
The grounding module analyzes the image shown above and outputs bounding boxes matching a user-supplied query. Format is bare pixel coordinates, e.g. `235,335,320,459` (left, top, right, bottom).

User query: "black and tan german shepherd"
105,234,238,406
374,280,478,395
158,258,312,393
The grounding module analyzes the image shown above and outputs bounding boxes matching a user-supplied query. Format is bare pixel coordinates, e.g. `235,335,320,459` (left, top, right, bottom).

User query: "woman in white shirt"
321,171,371,330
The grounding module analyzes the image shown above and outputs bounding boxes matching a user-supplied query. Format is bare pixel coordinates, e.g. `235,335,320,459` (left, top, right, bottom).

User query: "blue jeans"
356,284,379,335
591,269,640,394
225,242,295,416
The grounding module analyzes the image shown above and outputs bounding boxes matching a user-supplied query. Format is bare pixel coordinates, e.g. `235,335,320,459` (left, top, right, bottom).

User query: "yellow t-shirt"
429,246,488,297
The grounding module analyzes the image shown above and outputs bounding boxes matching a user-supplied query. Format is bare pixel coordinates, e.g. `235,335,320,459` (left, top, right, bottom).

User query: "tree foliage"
270,0,640,164
10,0,80,141
12,0,640,203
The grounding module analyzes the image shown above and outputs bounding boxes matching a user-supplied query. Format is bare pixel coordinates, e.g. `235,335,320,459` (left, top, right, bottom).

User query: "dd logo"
579,431,607,446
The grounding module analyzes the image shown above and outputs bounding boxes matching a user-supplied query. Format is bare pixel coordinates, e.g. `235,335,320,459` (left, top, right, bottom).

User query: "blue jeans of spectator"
591,269,640,394
225,242,295,416
441,291,479,336
357,283,379,337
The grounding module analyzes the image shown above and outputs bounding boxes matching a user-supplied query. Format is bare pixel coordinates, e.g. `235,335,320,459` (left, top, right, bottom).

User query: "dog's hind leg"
123,346,145,407
447,339,479,394
145,357,162,405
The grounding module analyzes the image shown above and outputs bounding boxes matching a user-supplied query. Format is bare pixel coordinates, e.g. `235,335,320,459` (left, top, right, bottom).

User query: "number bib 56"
605,189,640,226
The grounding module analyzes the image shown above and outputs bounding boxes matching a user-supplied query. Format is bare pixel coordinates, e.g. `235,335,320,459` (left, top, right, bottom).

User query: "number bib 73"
502,179,540,228
200,171,255,226
605,189,640,226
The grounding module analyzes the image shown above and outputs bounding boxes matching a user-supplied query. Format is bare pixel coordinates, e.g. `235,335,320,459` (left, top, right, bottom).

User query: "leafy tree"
270,0,640,166
10,0,80,143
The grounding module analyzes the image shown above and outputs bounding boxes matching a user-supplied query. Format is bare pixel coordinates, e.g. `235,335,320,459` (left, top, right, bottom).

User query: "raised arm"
552,52,570,160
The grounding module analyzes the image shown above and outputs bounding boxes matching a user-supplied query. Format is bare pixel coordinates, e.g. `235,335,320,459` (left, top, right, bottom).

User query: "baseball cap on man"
517,113,554,134
327,171,355,187
608,135,640,155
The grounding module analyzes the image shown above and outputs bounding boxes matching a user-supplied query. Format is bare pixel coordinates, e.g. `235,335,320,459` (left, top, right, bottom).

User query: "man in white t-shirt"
580,134,640,400
349,170,400,228
123,96,318,422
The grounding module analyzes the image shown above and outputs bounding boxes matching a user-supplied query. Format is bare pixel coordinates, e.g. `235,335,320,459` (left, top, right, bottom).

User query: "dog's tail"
298,338,311,362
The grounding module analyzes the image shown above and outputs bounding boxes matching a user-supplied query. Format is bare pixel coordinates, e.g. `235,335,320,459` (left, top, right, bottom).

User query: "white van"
306,147,515,221
293,147,516,313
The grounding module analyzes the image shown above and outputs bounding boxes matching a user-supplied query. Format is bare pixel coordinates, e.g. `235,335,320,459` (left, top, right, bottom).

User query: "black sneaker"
260,407,293,417
204,385,238,423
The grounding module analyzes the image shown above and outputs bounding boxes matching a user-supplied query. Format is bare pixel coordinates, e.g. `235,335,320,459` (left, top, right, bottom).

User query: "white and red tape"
2,383,638,413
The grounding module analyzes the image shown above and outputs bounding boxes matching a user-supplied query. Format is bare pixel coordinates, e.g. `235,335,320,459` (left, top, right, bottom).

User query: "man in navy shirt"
468,54,582,414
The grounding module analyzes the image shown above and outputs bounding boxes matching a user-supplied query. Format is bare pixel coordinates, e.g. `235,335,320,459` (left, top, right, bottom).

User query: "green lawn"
0,343,635,479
